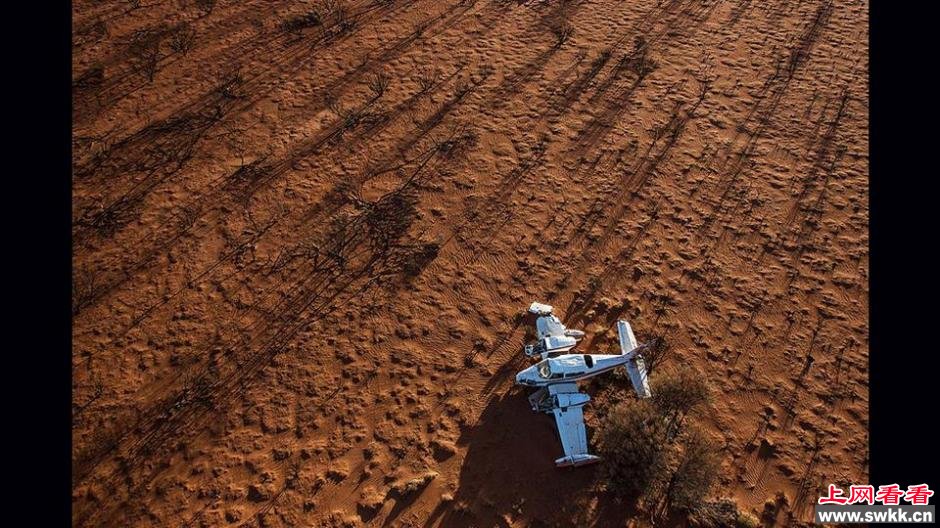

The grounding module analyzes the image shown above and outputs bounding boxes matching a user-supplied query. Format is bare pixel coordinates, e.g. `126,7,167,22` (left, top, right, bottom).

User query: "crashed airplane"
516,302,652,467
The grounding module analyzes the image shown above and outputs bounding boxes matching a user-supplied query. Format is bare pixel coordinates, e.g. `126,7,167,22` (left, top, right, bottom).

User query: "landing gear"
524,341,546,358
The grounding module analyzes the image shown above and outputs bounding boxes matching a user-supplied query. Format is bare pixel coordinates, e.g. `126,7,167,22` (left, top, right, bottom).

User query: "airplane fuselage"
515,353,630,387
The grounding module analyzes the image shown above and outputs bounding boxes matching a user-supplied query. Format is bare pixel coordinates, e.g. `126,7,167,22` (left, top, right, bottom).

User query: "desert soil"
72,0,869,526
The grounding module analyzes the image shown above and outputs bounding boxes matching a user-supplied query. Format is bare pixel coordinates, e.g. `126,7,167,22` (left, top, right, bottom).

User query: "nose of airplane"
515,370,536,385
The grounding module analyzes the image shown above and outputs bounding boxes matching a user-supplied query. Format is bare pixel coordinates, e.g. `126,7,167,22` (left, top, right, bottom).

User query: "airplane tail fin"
617,320,652,398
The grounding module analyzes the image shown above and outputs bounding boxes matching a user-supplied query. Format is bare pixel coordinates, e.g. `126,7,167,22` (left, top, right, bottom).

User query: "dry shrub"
596,399,669,497
598,368,721,519
128,29,163,82
550,21,574,48
169,23,196,55
642,334,672,376
652,366,710,434
72,267,101,315
402,242,440,278
195,0,216,17
687,498,742,528
368,72,390,99
663,428,721,513
281,10,322,33
416,66,439,94
321,0,355,34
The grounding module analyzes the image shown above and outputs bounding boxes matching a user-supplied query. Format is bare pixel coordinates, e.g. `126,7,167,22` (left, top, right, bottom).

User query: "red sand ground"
72,0,869,526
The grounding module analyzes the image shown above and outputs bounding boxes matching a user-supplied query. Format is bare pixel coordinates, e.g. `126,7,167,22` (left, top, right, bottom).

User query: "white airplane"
515,304,652,468
523,302,586,359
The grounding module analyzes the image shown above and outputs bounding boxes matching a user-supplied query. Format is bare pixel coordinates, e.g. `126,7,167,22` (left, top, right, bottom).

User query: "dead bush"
320,0,355,34
280,10,322,34
642,334,672,376
551,21,574,48
402,242,440,278
368,72,390,99
169,23,196,55
128,29,163,82
435,127,479,161
416,66,439,94
195,0,216,17
72,267,102,315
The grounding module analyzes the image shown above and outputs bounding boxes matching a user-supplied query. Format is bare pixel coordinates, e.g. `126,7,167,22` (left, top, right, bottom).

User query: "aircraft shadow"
424,388,639,527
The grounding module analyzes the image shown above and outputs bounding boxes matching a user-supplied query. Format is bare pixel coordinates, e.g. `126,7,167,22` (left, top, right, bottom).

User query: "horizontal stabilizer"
625,355,652,398
617,320,639,355
618,320,651,398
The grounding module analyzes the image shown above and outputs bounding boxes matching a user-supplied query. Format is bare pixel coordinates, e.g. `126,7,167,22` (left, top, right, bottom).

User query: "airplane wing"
548,384,600,467
553,402,588,458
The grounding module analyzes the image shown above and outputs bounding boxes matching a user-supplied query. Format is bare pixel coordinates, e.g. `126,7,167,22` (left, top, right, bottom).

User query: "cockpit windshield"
537,360,551,378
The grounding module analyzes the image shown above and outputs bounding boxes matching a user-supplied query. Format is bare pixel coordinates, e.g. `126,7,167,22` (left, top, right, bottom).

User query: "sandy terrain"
72,0,869,526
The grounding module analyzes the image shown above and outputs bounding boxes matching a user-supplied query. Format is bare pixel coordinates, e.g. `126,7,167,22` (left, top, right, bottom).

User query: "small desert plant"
642,334,672,376
74,66,105,90
280,10,322,33
368,72,390,99
72,267,102,315
402,242,440,278
596,399,669,497
195,0,216,17
415,66,439,94
217,67,244,99
169,23,196,55
435,126,479,161
320,0,355,34
325,94,347,119
550,20,574,48
129,29,163,82
600,369,723,521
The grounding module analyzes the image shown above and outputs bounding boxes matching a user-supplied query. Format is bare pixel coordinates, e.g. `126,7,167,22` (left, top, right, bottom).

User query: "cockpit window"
538,361,551,378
